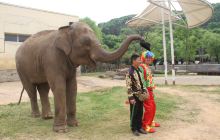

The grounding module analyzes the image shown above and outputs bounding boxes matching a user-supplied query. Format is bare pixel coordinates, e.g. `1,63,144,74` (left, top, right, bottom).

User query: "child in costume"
139,50,160,133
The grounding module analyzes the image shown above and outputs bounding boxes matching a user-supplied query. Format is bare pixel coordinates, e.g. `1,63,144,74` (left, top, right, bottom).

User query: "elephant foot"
67,119,78,127
42,112,53,120
53,125,68,133
31,112,40,118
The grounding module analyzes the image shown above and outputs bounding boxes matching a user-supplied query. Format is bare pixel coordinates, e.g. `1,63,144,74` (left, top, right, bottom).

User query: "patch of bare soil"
0,76,124,105
149,87,220,140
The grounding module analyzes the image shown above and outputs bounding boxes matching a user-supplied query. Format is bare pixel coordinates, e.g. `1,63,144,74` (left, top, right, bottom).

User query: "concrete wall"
0,2,79,69
155,64,220,73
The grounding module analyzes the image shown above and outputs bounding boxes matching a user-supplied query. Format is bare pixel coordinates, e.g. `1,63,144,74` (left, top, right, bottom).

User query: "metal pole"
161,2,168,85
168,0,176,85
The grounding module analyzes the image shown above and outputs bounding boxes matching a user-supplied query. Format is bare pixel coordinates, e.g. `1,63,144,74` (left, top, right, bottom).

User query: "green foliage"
102,34,122,49
98,15,135,35
203,3,220,29
203,31,220,63
80,17,103,42
145,31,163,59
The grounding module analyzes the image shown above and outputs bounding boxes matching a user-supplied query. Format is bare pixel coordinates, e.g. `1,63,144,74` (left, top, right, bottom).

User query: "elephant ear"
54,26,72,55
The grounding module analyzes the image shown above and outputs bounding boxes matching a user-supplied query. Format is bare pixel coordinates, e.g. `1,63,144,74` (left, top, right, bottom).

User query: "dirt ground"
0,76,125,105
148,87,220,140
1,75,220,105
0,75,220,140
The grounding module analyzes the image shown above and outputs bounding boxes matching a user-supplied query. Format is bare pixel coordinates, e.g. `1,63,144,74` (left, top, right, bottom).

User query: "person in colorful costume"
139,50,160,133
125,54,148,136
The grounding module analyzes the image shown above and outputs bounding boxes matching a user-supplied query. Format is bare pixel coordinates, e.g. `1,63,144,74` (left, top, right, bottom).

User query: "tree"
80,17,103,42
203,3,220,29
102,34,122,49
203,31,220,63
98,15,135,35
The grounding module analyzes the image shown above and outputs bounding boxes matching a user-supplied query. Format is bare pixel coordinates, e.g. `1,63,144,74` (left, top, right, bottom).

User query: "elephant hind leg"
17,70,40,117
37,83,53,119
24,83,40,117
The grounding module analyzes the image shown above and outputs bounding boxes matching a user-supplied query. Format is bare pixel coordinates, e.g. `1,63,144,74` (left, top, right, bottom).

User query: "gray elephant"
15,22,143,132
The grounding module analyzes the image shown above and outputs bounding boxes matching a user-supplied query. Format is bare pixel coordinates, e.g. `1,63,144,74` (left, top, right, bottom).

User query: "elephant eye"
80,36,91,46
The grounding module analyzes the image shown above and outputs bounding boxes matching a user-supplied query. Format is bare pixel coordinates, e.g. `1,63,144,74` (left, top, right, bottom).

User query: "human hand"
130,99,136,104
143,92,149,99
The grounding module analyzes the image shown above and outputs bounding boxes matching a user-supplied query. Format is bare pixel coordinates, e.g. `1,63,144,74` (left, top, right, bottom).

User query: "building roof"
0,2,79,18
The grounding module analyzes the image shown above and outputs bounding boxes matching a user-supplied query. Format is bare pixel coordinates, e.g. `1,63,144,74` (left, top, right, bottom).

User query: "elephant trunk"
92,35,142,62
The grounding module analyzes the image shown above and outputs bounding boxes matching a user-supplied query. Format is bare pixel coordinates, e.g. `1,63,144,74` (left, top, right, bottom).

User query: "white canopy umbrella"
126,0,213,85
127,1,178,85
127,3,179,27
149,0,214,28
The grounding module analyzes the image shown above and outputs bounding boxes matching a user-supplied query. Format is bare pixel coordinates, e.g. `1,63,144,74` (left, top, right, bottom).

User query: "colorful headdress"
141,50,155,62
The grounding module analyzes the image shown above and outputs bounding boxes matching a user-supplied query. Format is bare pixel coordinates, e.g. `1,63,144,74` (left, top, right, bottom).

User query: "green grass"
0,87,178,140
154,90,179,121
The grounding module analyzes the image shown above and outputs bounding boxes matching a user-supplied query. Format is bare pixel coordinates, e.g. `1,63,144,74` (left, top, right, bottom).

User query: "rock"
105,71,117,78
116,68,129,76
98,75,107,79
113,75,125,80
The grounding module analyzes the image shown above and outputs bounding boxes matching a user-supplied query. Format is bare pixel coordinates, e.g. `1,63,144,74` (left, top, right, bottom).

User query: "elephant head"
54,22,142,67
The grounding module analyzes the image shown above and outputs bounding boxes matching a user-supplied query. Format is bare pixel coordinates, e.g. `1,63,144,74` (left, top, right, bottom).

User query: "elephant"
15,22,143,132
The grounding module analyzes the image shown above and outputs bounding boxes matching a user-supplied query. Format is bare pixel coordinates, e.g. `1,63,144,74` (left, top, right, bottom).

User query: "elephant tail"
17,87,25,105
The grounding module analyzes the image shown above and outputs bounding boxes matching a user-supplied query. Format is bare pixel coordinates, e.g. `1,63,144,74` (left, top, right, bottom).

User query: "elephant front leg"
49,77,67,133
66,75,78,127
